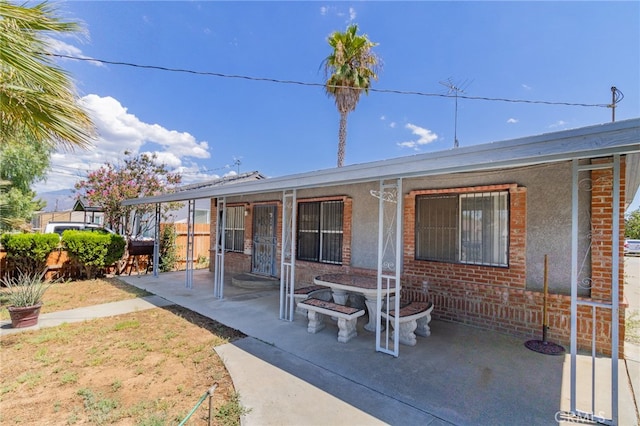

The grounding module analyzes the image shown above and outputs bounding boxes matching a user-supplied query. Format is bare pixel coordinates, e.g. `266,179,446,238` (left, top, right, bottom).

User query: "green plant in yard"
62,230,126,279
159,223,178,272
0,233,59,275
1,270,50,307
76,388,120,424
215,392,250,426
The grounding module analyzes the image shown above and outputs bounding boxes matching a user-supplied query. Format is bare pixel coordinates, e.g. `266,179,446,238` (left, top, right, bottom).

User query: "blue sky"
35,1,640,211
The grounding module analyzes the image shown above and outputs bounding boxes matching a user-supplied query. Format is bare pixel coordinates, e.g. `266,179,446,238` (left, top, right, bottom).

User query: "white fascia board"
122,118,640,206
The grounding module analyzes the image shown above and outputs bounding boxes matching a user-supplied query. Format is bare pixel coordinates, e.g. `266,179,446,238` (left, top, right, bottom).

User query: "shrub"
0,233,60,275
62,231,126,279
159,224,178,272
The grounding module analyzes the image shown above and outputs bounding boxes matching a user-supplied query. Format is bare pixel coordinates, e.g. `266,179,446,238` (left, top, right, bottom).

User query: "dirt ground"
0,278,246,425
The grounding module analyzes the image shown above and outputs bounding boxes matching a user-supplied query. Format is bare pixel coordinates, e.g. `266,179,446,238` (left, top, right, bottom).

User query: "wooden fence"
0,223,212,279
167,223,211,269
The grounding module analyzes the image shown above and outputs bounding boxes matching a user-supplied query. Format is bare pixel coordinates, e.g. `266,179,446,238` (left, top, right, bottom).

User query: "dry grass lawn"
0,278,246,425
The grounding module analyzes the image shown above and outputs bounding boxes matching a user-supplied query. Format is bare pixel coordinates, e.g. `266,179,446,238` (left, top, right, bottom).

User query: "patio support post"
153,203,160,277
280,189,297,321
213,197,226,299
375,178,402,357
570,157,620,424
186,199,196,289
611,154,620,424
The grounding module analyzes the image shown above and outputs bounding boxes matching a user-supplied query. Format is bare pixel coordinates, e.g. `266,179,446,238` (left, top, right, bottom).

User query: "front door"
252,204,277,276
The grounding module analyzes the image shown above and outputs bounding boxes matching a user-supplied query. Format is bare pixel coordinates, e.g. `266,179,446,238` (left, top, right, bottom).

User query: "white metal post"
213,198,226,299
186,199,195,289
375,179,402,357
153,203,160,277
280,190,297,321
570,157,619,425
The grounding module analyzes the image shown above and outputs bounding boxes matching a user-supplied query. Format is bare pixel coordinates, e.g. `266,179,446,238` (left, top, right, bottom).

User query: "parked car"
44,222,115,236
624,239,640,256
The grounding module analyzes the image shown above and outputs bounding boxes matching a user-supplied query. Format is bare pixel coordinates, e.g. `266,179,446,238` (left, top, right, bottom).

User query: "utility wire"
49,53,611,109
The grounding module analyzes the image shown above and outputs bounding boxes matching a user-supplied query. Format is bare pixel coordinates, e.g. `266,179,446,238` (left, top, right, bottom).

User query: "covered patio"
119,270,638,425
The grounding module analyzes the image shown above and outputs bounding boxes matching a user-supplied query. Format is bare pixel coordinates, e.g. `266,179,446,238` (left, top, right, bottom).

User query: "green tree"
626,208,640,239
74,152,183,239
0,1,94,150
159,223,179,272
323,24,380,167
0,131,50,231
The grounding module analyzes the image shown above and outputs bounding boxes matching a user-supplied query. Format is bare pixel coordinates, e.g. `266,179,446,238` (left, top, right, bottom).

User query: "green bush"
62,231,126,279
159,224,178,272
0,233,60,274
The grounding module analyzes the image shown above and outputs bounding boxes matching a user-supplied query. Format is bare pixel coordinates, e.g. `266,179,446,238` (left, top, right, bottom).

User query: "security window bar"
416,191,508,267
297,201,343,264
415,194,458,262
224,206,245,253
460,192,508,266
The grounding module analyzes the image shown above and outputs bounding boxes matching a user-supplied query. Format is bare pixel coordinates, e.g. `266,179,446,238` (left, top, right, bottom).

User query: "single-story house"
124,119,639,361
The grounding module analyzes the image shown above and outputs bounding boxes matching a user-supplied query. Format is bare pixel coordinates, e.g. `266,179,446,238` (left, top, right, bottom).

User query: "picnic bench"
381,301,434,346
298,298,365,343
293,285,332,314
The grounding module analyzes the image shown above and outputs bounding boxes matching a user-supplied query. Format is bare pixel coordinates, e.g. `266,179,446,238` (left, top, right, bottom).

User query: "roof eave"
122,118,640,206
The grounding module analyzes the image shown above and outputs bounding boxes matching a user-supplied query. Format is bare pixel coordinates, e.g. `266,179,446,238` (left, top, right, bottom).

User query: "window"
297,200,343,264
416,191,508,266
194,209,210,224
224,206,245,253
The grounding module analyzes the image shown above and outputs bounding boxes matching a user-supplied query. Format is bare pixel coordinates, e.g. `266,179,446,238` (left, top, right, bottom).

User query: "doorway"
252,204,277,276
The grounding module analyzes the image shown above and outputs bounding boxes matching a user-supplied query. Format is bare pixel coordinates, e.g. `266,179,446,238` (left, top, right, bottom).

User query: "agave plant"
2,270,51,308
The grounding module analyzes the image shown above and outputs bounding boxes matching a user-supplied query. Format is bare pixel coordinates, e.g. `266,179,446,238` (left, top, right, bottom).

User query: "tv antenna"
440,78,472,148
233,158,242,174
609,86,624,122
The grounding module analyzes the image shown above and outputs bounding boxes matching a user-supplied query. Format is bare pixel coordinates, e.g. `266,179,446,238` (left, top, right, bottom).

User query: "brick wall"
209,157,627,356
211,196,353,280
400,164,626,357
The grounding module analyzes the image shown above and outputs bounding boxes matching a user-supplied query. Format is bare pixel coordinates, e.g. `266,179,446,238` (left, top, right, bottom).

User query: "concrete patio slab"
118,270,639,426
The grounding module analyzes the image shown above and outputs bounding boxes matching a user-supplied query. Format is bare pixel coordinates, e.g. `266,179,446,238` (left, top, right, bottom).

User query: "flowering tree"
75,152,182,239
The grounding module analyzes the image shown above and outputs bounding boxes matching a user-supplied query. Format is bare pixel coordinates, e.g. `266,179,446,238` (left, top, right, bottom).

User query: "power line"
49,53,611,109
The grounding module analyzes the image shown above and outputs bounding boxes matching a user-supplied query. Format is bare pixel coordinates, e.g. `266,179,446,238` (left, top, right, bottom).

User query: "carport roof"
123,118,640,206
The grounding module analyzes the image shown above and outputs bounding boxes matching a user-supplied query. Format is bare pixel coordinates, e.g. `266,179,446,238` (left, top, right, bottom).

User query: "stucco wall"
221,162,591,295
400,161,589,295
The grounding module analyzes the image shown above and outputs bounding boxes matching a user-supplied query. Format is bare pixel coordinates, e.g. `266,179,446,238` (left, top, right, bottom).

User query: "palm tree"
324,24,380,167
0,1,94,150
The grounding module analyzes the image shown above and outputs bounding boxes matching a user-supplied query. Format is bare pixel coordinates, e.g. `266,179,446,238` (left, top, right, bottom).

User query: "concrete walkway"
0,295,174,335
2,269,639,425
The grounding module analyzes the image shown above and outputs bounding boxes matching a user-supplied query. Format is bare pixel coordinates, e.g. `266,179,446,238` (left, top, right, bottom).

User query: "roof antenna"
609,86,623,122
440,78,472,148
233,158,242,174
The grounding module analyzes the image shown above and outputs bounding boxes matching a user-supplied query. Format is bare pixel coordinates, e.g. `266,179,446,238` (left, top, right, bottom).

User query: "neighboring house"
32,201,105,232
166,172,265,225
124,119,640,358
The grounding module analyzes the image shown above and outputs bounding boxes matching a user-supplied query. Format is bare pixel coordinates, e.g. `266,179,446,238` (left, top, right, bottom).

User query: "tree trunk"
337,111,348,167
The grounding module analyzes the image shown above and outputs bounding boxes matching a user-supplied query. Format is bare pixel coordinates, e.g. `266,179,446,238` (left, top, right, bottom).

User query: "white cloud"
397,123,438,150
35,94,213,193
349,7,357,21
380,115,386,121
389,122,396,129
549,120,568,128
44,37,104,67
507,118,519,124
522,84,532,90
320,5,356,21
